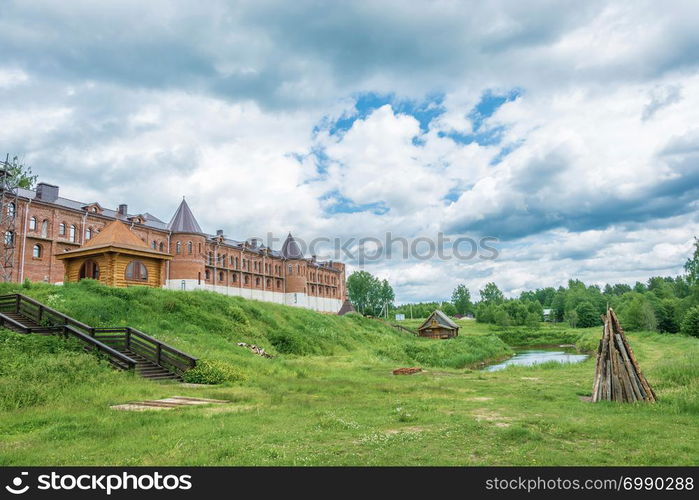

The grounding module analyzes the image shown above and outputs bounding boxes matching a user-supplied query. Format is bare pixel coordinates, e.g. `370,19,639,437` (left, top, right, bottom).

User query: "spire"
281,232,303,259
167,198,203,234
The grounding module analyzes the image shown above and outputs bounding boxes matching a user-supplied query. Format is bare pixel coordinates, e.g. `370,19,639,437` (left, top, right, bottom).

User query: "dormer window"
127,214,146,224
82,203,103,215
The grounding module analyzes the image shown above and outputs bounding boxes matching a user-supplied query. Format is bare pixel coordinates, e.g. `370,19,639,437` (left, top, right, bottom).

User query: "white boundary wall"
164,280,342,313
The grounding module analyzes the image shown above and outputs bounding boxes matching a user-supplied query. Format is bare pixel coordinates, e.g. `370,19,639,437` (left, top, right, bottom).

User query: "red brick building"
1,181,346,313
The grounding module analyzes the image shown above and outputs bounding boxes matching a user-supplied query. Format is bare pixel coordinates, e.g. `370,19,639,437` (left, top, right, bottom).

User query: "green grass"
0,281,697,465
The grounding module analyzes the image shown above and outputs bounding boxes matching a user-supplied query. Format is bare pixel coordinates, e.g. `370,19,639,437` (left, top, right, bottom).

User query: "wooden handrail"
127,327,198,364
7,293,93,333
62,325,137,371
0,293,195,375
0,312,30,333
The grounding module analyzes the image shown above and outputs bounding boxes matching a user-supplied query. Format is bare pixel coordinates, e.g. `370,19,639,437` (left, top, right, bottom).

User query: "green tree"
621,295,658,331
681,306,699,338
575,301,599,328
346,271,393,316
451,284,472,315
565,309,579,328
685,238,699,284
479,282,504,304
2,155,37,189
524,311,540,328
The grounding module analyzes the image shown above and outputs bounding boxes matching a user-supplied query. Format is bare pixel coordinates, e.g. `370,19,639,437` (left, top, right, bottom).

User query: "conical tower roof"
281,232,303,259
168,198,203,234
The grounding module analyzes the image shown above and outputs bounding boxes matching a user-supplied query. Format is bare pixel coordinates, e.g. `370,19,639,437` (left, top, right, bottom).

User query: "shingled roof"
168,198,203,234
280,233,303,259
56,219,170,258
418,310,460,331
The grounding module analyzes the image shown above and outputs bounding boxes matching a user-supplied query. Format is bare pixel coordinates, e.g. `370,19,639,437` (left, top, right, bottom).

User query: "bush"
181,360,247,385
681,306,699,338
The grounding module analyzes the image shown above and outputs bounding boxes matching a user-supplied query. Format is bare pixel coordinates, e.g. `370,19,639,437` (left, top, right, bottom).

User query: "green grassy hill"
0,280,697,466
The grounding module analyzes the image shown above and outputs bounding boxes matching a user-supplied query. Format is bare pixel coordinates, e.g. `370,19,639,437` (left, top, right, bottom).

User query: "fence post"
125,328,131,351
15,295,20,314
37,305,42,323
156,343,162,366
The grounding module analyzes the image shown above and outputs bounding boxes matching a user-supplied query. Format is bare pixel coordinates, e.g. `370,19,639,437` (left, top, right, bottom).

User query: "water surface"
484,347,589,372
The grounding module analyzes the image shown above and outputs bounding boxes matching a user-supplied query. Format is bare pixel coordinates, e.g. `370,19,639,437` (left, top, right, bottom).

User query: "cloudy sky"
2,0,698,302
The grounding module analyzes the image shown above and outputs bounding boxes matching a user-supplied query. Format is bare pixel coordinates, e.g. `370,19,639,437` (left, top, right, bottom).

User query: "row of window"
28,217,82,242
203,270,284,289
78,260,148,281
174,241,202,255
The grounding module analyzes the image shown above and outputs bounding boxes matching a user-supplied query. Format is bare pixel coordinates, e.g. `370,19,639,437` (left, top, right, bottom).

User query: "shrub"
181,360,246,385
681,306,699,338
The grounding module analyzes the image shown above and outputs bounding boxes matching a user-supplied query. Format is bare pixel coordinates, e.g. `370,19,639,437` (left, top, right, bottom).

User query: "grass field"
0,281,697,465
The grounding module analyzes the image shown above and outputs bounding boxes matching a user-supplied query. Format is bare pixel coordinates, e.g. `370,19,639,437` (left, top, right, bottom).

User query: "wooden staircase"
0,293,196,381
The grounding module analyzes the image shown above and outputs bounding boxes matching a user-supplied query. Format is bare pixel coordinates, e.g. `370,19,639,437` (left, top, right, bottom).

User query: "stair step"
1,295,193,382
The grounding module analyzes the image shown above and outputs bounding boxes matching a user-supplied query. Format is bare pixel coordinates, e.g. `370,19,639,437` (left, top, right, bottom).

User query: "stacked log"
591,308,657,403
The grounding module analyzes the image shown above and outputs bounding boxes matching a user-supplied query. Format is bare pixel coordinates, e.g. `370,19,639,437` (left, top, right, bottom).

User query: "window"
159,242,164,252
41,220,49,238
125,261,148,281
59,223,66,236
255,277,260,286
29,216,37,231
244,275,249,284
198,272,201,285
7,202,15,218
198,243,201,253
187,241,193,254
32,244,42,258
151,240,156,249
232,274,237,283
205,270,210,280
277,280,281,289
79,260,100,280
176,241,181,254
288,264,292,274
219,271,224,281
69,225,76,243
4,231,14,246
86,228,92,240
266,278,271,288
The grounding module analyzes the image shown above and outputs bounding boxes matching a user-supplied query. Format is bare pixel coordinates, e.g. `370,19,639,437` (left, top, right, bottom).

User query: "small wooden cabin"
418,310,459,339
56,220,171,288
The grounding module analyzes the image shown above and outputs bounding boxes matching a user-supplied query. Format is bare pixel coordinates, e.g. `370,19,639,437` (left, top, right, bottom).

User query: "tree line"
347,238,699,337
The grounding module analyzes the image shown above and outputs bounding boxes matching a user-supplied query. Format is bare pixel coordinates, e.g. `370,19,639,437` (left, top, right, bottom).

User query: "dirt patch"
466,396,493,402
472,408,512,428
520,377,540,381
392,367,423,375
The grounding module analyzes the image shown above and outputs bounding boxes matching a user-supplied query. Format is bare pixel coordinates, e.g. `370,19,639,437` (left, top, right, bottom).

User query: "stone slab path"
110,396,228,411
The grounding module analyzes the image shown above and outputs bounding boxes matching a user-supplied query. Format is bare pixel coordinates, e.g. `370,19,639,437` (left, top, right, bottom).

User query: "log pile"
392,367,422,375
592,308,656,403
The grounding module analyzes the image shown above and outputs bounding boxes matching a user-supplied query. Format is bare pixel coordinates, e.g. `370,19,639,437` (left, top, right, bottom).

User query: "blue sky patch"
321,189,389,215
319,91,445,137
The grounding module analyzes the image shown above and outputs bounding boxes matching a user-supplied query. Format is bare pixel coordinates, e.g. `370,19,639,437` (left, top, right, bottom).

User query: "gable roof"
418,310,460,331
167,198,203,234
280,232,303,259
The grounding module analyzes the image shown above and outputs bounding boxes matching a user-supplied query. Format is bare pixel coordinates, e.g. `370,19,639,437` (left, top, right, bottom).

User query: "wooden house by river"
417,310,459,339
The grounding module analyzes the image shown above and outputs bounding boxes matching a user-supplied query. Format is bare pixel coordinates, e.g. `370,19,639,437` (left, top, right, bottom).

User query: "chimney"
118,204,128,217
35,183,59,203
311,254,317,262
216,229,224,236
